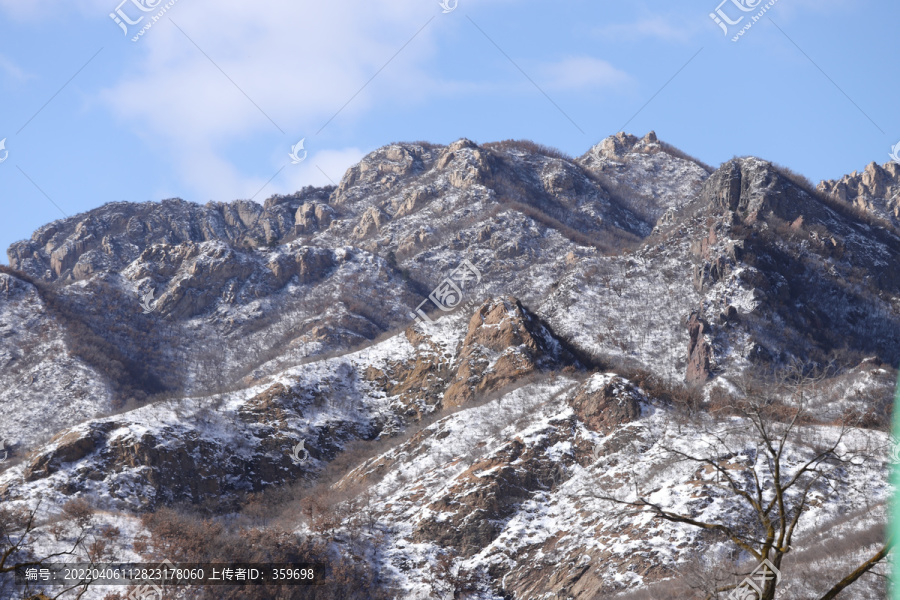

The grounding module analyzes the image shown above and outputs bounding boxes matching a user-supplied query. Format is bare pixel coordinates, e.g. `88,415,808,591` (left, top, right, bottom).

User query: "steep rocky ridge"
0,133,896,599
577,131,712,222
3,134,711,455
540,156,900,391
819,160,900,226
8,189,332,282
0,297,578,514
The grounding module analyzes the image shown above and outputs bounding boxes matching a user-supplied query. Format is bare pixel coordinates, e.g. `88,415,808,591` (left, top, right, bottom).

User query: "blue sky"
1,0,897,261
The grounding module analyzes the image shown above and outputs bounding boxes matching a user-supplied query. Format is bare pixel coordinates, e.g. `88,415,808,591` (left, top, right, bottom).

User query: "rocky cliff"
0,133,894,599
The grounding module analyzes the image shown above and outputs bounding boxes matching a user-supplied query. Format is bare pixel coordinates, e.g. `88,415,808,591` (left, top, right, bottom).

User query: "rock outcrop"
7,188,334,283
686,311,712,384
442,297,576,408
1,133,897,600
568,374,644,434
819,160,900,225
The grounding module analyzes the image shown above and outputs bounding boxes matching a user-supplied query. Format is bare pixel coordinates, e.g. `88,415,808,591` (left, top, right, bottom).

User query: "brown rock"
363,331,453,418
568,374,643,435
221,200,262,229
412,436,569,557
434,140,492,188
597,132,640,160
442,297,570,408
393,186,434,217
294,202,334,234
24,423,118,481
818,160,900,225
352,206,390,239
686,311,712,384
702,160,743,214
265,247,336,287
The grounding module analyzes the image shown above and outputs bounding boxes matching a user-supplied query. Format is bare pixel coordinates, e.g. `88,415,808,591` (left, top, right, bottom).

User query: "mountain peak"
583,131,661,162
819,159,900,227
0,133,894,600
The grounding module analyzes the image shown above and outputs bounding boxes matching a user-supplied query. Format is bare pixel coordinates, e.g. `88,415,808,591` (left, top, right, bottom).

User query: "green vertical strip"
893,368,900,600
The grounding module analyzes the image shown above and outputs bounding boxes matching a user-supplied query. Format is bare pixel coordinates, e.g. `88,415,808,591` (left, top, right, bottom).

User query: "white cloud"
173,140,261,202
87,0,457,202
0,0,108,21
595,16,701,43
593,0,852,45
101,0,443,139
535,56,632,92
0,0,631,204
151,141,366,204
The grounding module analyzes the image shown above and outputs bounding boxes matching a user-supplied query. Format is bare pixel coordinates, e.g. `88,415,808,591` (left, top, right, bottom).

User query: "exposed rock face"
129,242,253,318
577,131,710,225
701,159,744,214
568,374,644,434
435,138,493,188
7,188,334,282
686,312,712,385
352,206,391,239
294,202,334,234
16,373,372,509
819,160,900,225
362,329,454,420
412,438,565,557
698,158,825,225
3,134,899,600
334,144,427,203
442,297,575,408
24,422,119,482
593,131,655,161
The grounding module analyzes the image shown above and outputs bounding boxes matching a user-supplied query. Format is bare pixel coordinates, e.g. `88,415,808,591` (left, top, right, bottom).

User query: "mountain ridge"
0,132,895,599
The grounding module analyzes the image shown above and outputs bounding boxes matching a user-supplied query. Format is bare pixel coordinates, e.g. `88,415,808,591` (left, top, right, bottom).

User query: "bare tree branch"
817,543,890,600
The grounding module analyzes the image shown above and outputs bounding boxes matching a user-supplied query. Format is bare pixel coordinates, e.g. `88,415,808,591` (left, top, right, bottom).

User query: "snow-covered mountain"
0,133,895,599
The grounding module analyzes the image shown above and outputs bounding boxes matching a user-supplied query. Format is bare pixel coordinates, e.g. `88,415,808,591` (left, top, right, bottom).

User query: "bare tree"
1,499,100,599
592,363,890,600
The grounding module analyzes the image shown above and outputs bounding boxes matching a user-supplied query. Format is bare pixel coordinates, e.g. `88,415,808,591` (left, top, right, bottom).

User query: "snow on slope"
328,372,890,599
0,273,113,452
